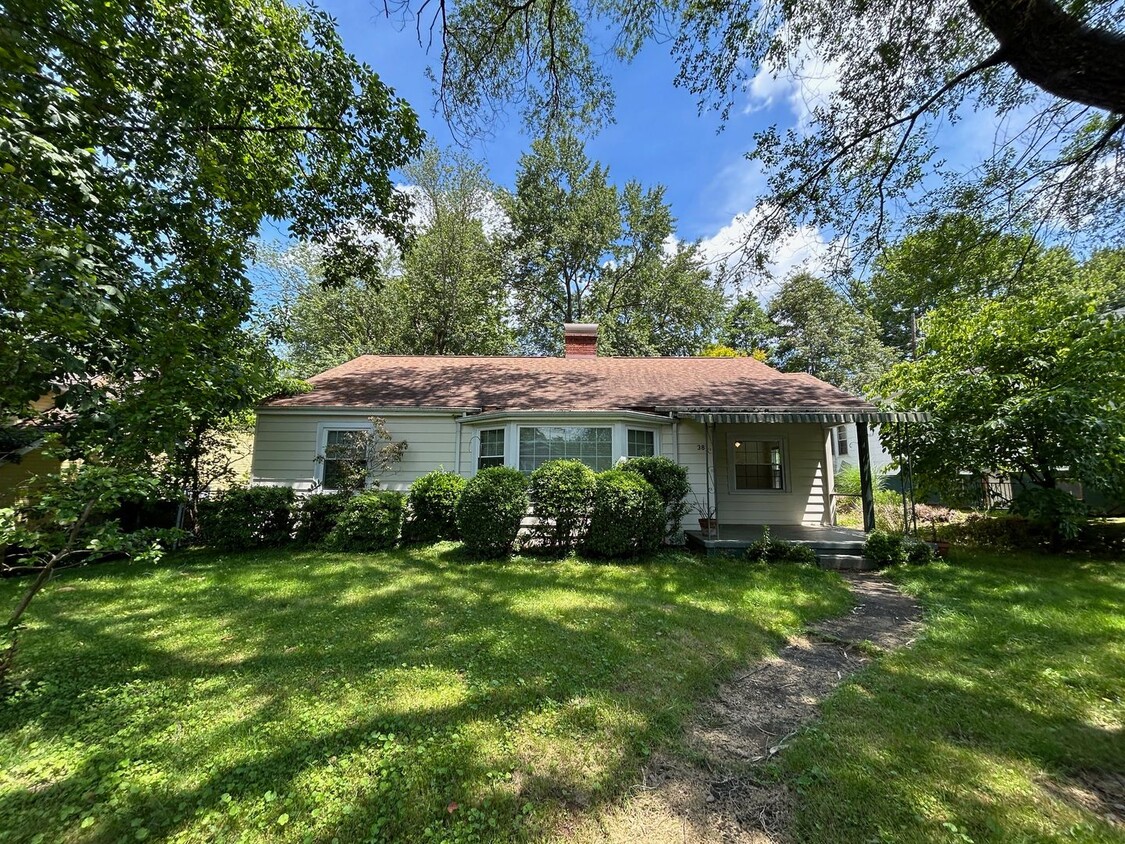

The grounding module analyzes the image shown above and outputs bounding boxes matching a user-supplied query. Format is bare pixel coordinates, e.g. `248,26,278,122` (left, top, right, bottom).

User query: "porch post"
856,421,876,532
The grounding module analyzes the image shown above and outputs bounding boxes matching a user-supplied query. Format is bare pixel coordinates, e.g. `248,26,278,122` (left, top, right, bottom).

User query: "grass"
0,544,849,843
781,549,1125,843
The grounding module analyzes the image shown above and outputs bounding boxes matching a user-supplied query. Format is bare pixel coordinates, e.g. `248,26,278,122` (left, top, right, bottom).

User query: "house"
829,423,896,477
251,325,924,537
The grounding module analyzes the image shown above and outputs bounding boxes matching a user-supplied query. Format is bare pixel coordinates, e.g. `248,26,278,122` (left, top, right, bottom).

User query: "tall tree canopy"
261,145,513,376
402,0,1125,272
856,214,1078,354
768,273,897,394
505,135,722,355
1,0,423,437
876,261,1125,501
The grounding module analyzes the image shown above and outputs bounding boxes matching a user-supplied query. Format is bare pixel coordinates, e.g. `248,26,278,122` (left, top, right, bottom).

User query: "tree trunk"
969,0,1125,113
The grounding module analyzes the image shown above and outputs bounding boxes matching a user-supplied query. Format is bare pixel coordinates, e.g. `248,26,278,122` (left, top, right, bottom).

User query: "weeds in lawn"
0,545,849,843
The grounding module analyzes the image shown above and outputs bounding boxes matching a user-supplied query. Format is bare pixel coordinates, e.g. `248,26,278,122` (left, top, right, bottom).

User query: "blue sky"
298,0,834,281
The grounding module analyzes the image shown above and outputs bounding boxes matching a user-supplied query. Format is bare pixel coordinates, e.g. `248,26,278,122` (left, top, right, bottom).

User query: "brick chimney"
563,323,598,357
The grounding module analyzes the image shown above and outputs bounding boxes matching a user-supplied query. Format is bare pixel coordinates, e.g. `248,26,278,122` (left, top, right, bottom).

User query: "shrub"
325,491,405,551
456,467,530,558
403,470,467,543
197,486,296,550
863,530,905,567
905,538,935,565
528,459,597,553
582,469,665,558
1011,486,1088,543
744,525,819,565
621,456,691,542
937,514,1042,550
293,492,350,547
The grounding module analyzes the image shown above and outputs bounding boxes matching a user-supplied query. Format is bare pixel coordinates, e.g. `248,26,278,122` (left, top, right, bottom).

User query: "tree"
505,135,723,355
720,294,776,358
769,273,897,394
259,145,513,375
876,272,1125,504
1,465,184,679
397,0,1125,272
857,215,1078,354
392,145,515,356
1,0,423,434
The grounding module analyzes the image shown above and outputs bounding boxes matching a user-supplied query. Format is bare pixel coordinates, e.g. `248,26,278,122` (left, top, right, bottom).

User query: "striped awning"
674,410,930,425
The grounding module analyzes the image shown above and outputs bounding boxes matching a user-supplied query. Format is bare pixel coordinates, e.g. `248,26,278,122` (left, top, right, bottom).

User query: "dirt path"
567,573,923,844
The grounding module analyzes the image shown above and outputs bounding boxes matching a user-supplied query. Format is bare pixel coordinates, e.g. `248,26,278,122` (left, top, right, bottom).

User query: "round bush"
293,492,350,547
583,469,665,558
325,491,405,552
621,456,691,541
456,466,530,558
528,459,597,553
403,470,467,543
197,486,296,550
904,538,935,565
863,530,905,567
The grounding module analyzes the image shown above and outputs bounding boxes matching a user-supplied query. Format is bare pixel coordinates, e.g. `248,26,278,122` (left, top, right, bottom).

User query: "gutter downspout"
454,414,463,475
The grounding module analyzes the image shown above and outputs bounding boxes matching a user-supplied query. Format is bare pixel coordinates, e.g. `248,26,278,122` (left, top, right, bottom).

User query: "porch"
673,409,928,536
684,523,874,569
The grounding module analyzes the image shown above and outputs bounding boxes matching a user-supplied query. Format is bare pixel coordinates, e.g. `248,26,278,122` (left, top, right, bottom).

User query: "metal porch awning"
673,409,930,425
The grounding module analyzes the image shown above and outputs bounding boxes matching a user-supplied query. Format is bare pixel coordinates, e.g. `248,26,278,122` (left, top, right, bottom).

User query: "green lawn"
782,550,1125,843
0,545,849,843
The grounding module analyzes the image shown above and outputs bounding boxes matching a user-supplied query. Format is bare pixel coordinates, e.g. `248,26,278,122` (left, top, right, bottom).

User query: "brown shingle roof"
265,355,874,412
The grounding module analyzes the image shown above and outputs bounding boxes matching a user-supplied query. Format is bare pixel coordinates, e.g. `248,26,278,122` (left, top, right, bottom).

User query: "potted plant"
695,503,718,536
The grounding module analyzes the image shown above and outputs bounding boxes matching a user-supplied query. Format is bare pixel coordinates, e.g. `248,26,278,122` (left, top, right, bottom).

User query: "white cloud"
744,46,842,131
696,210,830,303
397,183,512,240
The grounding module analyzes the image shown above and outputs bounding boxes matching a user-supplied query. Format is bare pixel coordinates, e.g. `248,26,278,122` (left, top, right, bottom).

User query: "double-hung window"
320,428,370,491
518,426,612,472
477,428,505,469
731,438,785,491
836,426,849,457
626,429,656,458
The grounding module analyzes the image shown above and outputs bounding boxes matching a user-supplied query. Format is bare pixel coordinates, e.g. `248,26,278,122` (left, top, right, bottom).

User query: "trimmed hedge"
325,491,405,552
621,456,691,542
404,470,467,543
198,486,296,551
456,466,530,558
293,492,350,547
582,469,664,558
528,459,597,553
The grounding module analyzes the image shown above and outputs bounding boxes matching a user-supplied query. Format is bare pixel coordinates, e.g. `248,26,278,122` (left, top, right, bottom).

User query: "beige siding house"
252,325,916,534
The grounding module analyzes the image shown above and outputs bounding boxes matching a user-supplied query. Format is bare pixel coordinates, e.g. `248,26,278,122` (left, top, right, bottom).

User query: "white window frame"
517,424,615,473
461,417,664,475
836,425,849,457
475,427,506,470
726,434,790,494
626,427,657,458
314,420,374,492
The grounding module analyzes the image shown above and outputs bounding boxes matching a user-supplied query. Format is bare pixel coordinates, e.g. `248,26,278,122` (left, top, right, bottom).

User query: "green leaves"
876,259,1125,508
505,134,723,356
2,0,422,454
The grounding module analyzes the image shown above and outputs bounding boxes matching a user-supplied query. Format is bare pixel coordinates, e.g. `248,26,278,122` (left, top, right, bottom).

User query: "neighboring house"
252,325,921,531
1,393,66,507
829,423,896,477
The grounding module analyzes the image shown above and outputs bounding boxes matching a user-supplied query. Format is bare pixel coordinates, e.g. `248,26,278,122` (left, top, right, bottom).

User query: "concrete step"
817,553,878,572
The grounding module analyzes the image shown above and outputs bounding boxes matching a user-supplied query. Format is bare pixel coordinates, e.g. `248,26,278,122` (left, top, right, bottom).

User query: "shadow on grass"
780,549,1125,843
0,544,848,843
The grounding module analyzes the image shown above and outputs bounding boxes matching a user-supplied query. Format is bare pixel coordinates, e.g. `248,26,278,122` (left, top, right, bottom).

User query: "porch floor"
685,524,867,556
